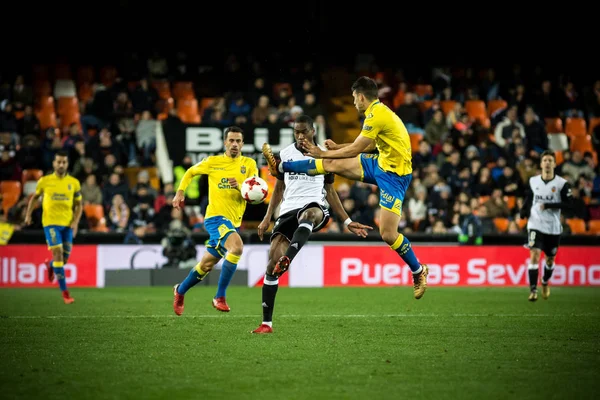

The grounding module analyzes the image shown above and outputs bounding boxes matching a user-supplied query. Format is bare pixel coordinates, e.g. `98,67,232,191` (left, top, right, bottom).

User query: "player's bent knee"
546,256,555,266
300,208,322,224
51,247,64,261
380,230,398,246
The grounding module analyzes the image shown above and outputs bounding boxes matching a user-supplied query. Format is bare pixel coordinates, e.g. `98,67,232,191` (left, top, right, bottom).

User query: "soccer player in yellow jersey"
263,76,429,299
172,126,258,314
24,150,83,304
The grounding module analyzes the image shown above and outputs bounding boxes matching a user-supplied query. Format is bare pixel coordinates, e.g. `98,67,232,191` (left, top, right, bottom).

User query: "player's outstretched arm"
325,139,376,153
324,183,372,238
303,135,373,159
258,179,285,241
173,161,209,210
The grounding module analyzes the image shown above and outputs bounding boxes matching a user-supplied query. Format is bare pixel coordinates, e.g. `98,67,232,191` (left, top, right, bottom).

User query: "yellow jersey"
177,154,258,227
35,173,82,227
359,100,413,176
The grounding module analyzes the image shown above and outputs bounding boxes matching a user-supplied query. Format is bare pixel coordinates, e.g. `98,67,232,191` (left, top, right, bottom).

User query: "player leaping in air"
263,76,429,299
519,150,572,301
172,126,258,314
252,115,372,334
24,150,83,304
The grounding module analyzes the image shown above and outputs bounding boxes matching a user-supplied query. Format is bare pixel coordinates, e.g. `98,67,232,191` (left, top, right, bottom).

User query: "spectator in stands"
228,93,251,121
497,166,523,197
517,157,538,184
251,95,274,125
424,109,448,145
41,128,63,172
129,185,156,236
440,150,462,180
248,77,268,107
0,102,18,139
81,174,103,206
522,106,548,157
562,151,596,182
586,80,600,117
108,194,130,232
534,80,559,118
395,92,422,133
565,187,589,221
18,105,40,137
154,183,174,212
16,134,42,170
11,75,33,111
509,83,528,116
103,173,130,209
131,78,159,114
408,186,428,232
485,189,510,218
132,170,158,199
301,93,325,121
136,110,157,166
413,140,433,170
560,81,584,118
476,205,497,235
494,106,525,148
0,146,21,181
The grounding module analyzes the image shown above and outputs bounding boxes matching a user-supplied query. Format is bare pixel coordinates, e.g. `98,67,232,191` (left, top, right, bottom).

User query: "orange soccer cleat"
251,324,273,334
173,284,185,316
62,290,75,304
212,296,230,312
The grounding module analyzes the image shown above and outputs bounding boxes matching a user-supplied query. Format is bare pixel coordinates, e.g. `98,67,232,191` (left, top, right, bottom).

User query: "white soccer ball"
240,176,269,204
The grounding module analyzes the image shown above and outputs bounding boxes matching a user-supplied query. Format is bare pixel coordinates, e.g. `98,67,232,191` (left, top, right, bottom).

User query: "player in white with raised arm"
252,115,372,334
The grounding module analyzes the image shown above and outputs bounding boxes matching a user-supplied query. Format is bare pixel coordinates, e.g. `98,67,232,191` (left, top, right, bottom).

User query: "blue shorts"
359,153,412,216
204,216,239,258
43,225,73,249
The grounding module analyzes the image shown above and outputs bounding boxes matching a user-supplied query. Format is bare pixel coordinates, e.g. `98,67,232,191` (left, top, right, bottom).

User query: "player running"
519,150,573,301
24,150,83,304
172,126,258,314
262,76,429,299
252,115,372,334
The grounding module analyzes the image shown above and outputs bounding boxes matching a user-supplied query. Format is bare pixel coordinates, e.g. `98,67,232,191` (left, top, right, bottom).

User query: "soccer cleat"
262,143,280,176
528,290,538,302
212,296,230,312
251,324,273,334
62,290,74,304
542,284,550,300
413,264,429,299
173,284,185,316
44,259,55,283
273,255,291,277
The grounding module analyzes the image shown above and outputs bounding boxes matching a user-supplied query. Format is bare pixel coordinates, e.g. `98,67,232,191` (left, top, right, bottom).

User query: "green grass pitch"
1,286,599,399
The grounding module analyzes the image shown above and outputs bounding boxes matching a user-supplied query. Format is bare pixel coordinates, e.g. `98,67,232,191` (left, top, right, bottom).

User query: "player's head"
224,126,244,158
540,150,556,175
351,76,378,113
293,115,315,147
53,150,69,176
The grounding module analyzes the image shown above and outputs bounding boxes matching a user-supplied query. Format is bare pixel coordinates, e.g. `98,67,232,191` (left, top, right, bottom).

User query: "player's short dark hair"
224,126,244,141
540,150,556,161
351,76,379,100
55,150,69,159
294,114,314,130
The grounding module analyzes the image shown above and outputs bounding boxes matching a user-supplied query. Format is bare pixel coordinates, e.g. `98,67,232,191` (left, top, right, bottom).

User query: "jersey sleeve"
247,159,259,177
35,177,45,195
359,112,382,140
178,158,211,192
546,181,573,210
519,178,533,219
73,179,82,201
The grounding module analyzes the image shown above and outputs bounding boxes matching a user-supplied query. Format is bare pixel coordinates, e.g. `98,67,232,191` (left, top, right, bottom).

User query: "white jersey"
278,143,331,216
525,174,571,235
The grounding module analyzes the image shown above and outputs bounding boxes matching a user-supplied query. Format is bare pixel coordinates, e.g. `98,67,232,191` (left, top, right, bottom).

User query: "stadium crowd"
1,53,600,241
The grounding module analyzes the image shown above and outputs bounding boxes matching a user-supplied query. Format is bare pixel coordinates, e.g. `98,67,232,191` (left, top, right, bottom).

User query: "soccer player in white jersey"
252,115,372,334
519,151,573,301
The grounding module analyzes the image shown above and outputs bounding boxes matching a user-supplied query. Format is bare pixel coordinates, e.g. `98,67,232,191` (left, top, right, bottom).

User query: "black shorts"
270,202,330,243
528,229,561,256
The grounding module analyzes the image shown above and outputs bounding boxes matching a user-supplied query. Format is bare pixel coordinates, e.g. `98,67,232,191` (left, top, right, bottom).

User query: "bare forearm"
72,203,83,225
322,146,362,159
263,181,284,220
325,185,349,221
25,195,40,218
